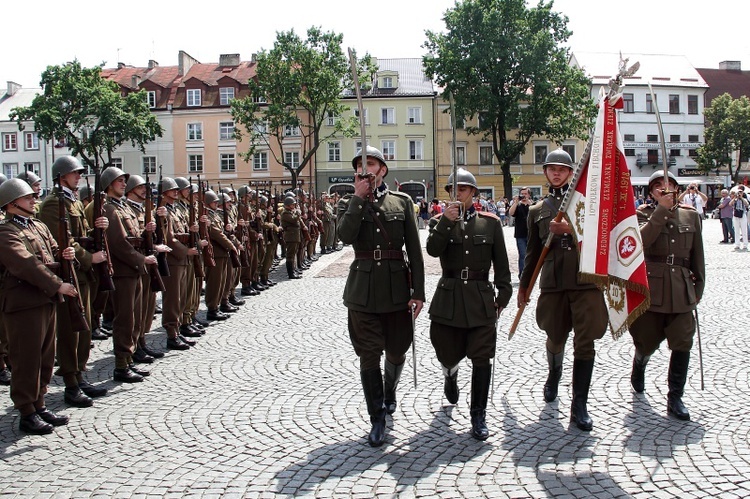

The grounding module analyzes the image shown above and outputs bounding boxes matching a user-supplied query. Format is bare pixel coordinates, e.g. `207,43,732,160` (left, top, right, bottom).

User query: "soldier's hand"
225,223,233,232
155,244,172,253
495,304,504,318
145,221,157,232
409,299,424,318
353,174,374,199
58,282,77,297
200,215,209,223
517,287,529,308
187,248,198,256
156,206,168,217
91,250,107,264
548,218,570,236
189,222,199,233
62,247,76,261
94,216,109,230
200,239,209,248
444,202,460,222
144,255,157,265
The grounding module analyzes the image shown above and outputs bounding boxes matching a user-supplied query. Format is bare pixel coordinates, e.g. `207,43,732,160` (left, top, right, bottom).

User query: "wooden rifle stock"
198,178,216,268
155,168,170,278
92,169,115,292
220,183,242,269
188,176,205,279
143,174,166,293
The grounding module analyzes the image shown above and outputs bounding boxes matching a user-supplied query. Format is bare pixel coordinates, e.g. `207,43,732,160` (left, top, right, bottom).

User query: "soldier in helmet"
281,195,303,279
16,170,43,213
518,148,608,431
426,168,512,440
203,190,239,321
0,174,9,385
0,178,78,434
337,146,425,447
37,155,110,407
628,170,705,421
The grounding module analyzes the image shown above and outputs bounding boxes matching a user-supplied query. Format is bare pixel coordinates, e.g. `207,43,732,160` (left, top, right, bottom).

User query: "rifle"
198,176,216,268
235,182,251,268
54,174,90,332
155,166,170,277
144,170,167,292
188,176,205,279
92,166,115,291
219,181,242,268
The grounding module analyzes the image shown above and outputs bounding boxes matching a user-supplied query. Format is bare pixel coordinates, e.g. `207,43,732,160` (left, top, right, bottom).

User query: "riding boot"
442,364,459,404
630,350,651,393
361,367,387,447
543,349,564,402
570,358,595,431
470,365,491,440
667,350,691,421
383,360,404,415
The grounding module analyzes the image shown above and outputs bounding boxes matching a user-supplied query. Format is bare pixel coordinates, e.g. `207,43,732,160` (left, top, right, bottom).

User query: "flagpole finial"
608,54,640,98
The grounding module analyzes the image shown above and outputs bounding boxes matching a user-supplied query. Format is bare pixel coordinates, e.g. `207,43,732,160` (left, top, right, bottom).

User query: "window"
647,134,658,142
480,145,494,165
219,122,235,141
110,158,123,171
381,140,396,160
624,149,635,157
219,87,235,106
670,135,680,143
3,163,18,177
187,123,203,141
623,93,634,113
456,146,466,165
688,95,698,115
187,89,201,107
253,95,267,104
24,162,40,176
253,152,268,171
688,135,699,142
328,141,341,162
562,145,576,164
2,133,17,151
669,95,680,114
688,149,698,158
478,112,490,129
381,108,395,125
24,132,39,150
624,134,635,142
511,152,521,164
670,149,681,157
253,121,268,135
409,140,423,160
382,76,393,88
220,153,236,172
188,154,204,173
534,145,548,164
147,91,156,108
284,125,300,137
646,94,654,114
326,111,339,126
284,151,300,169
142,156,157,175
355,108,369,125
408,107,422,124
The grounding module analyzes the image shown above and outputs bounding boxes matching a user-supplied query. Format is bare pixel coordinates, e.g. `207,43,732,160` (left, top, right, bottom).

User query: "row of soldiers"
0,157,341,435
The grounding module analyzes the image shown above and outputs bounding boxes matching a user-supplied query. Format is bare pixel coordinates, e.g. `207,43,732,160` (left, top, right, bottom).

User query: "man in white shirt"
678,183,707,219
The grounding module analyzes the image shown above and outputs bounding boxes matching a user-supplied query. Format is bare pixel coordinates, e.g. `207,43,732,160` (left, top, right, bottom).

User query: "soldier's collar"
11,214,30,228
166,203,177,212
548,184,569,199
375,182,388,199
61,186,77,202
109,197,125,207
464,205,477,221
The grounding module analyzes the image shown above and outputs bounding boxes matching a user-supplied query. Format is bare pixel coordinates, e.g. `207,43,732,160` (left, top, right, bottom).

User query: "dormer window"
147,91,156,109
382,76,393,88
187,89,201,107
219,87,235,105
378,71,398,89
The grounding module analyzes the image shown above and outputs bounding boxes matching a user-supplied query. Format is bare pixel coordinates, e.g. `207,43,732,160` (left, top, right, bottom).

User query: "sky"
2,0,749,89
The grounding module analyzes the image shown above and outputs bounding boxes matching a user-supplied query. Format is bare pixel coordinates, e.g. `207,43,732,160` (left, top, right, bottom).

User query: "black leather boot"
443,364,459,404
64,386,94,407
19,413,54,435
470,365,492,440
383,360,404,415
287,261,301,279
667,350,691,421
570,358,595,431
543,349,564,402
631,350,651,393
361,368,387,447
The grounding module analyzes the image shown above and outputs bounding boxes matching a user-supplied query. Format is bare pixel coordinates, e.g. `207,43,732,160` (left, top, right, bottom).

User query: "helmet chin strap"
11,201,35,216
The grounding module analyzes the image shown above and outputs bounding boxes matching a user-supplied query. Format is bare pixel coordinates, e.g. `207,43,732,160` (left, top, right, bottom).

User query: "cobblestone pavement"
1,218,748,498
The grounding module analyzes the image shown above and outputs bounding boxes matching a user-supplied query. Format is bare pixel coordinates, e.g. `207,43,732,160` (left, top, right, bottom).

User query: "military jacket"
207,209,235,258
637,203,705,314
164,203,189,265
427,210,512,328
0,214,63,312
337,189,425,313
103,197,146,277
281,208,302,243
521,190,599,292
38,187,94,275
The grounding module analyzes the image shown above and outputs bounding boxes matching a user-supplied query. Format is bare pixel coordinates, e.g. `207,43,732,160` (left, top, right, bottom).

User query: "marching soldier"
629,171,705,421
281,195,303,280
426,168,512,440
337,146,425,447
518,149,608,431
0,178,76,434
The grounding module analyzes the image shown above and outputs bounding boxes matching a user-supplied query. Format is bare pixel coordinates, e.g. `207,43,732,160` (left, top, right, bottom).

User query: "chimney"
719,60,742,71
219,54,240,67
148,60,158,69
6,81,21,96
251,53,257,63
131,75,141,89
178,50,199,76
117,62,126,69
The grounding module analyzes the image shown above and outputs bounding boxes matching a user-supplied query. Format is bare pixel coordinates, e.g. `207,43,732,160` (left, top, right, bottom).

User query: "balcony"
635,154,676,169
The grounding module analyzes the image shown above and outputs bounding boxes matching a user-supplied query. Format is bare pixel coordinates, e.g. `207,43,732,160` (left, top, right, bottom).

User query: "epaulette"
679,203,696,211
388,190,413,201
477,211,499,220
637,204,652,212
432,212,444,219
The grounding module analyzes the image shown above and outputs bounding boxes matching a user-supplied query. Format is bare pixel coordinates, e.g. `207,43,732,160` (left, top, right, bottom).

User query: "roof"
344,57,435,98
695,67,750,105
0,87,41,121
571,52,708,89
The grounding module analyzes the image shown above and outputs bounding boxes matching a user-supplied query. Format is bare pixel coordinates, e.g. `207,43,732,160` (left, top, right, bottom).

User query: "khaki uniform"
204,208,235,311
124,199,157,349
162,202,190,339
281,207,302,271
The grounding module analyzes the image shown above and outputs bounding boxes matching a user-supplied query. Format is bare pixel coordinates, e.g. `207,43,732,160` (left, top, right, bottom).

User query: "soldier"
337,146,425,447
37,156,110,407
16,170,43,215
281,195,303,280
219,192,244,312
629,171,705,421
518,149,608,431
0,173,10,386
426,168,512,440
237,187,260,297
186,182,210,330
0,178,76,434
258,195,279,288
203,190,238,321
321,193,336,254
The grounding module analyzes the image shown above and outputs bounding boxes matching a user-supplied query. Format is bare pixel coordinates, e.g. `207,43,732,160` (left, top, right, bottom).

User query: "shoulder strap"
365,203,394,249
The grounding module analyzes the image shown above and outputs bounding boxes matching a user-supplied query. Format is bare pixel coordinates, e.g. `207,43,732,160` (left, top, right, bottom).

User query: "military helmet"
351,145,388,176
190,183,199,194
259,195,268,205
125,174,147,194
283,196,297,207
445,168,478,193
17,170,42,186
52,155,85,178
0,178,34,209
161,177,180,192
203,190,219,204
100,167,129,191
543,148,573,169
173,177,190,190
647,170,679,191
237,185,250,198
78,184,93,201
0,173,7,186
220,193,232,204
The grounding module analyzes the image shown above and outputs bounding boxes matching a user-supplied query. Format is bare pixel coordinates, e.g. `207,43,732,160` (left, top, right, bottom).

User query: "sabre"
447,91,464,230
694,309,705,390
411,303,418,389
347,48,374,194
647,81,675,197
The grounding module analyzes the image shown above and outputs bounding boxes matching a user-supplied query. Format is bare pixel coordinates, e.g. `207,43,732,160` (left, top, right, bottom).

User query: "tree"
696,93,750,184
10,60,163,172
231,27,374,191
423,0,596,198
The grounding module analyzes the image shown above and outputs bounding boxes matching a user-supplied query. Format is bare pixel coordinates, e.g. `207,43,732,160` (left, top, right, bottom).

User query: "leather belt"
443,269,490,281
354,250,404,261
645,255,690,267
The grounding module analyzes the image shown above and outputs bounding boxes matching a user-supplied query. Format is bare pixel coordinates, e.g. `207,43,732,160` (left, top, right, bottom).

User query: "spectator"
430,198,443,216
717,189,734,244
508,187,532,279
635,195,644,209
418,197,429,229
485,198,497,216
678,183,707,219
497,198,507,226
731,186,749,251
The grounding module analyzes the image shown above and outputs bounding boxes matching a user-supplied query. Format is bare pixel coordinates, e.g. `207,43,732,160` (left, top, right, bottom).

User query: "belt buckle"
460,268,469,280
373,249,382,261
666,254,674,265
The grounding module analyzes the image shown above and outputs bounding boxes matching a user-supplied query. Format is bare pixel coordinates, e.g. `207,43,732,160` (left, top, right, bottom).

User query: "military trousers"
137,272,157,345
285,241,300,268
348,309,413,371
260,240,277,277
55,273,92,385
183,261,200,325
430,321,496,368
161,263,188,338
205,257,229,310
629,310,695,355
536,289,607,360
111,275,143,365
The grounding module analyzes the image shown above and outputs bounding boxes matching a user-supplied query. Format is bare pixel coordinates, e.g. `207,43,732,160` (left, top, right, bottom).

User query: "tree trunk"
502,162,514,200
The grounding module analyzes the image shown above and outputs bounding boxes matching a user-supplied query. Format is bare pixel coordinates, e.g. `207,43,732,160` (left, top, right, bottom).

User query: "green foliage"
9,60,163,171
697,93,750,184
423,0,596,197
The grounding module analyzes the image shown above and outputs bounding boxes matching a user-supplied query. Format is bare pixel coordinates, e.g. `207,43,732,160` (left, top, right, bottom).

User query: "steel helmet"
52,155,86,177
0,178,34,209
237,185,250,198
125,174,147,194
648,170,679,191
543,148,573,169
190,183,199,194
259,195,268,205
283,196,297,207
16,170,42,186
351,146,388,176
161,177,180,192
220,193,232,204
0,173,7,186
78,184,93,201
100,167,130,191
203,190,219,204
445,168,478,193
174,177,190,190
